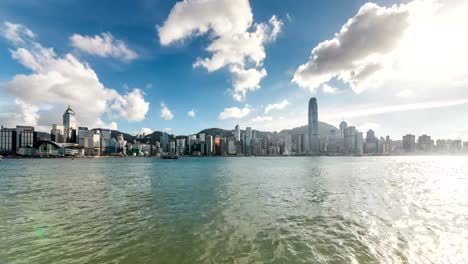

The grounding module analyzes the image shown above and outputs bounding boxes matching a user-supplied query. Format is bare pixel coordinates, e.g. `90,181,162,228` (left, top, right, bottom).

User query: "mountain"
279,121,338,138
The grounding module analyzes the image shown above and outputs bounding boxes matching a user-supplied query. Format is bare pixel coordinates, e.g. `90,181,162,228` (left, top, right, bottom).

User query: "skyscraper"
308,97,319,154
63,105,76,143
245,127,252,155
234,125,241,142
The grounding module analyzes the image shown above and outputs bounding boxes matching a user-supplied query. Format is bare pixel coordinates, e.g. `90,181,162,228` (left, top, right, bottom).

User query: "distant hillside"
280,121,338,138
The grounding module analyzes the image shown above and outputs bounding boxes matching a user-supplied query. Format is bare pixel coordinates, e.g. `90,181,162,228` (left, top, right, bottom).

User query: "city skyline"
1,0,468,140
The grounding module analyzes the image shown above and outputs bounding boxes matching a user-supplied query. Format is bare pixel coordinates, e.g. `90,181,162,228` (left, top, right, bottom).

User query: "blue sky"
1,0,468,140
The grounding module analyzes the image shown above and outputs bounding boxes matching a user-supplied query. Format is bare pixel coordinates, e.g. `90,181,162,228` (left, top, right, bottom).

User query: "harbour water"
1,157,468,263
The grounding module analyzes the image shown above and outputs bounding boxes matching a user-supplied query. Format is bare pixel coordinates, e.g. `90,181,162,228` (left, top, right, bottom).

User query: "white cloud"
322,84,339,94
356,122,380,133
138,127,153,135
251,116,272,122
187,109,196,117
70,32,138,61
292,3,410,93
293,0,468,97
158,0,282,101
0,22,149,131
1,21,35,45
163,128,172,132
160,103,174,120
219,105,252,120
264,100,289,113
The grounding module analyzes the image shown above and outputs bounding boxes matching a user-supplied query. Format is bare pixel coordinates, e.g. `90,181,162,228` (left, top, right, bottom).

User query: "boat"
160,153,179,159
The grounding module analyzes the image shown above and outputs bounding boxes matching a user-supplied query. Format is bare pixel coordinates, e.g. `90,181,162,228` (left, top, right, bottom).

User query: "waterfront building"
160,132,169,153
308,97,319,154
228,138,236,155
284,134,292,155
116,134,127,155
234,125,241,142
99,129,113,155
16,126,36,154
51,124,64,143
206,135,213,154
0,126,16,155
327,130,337,153
344,126,356,154
63,105,77,143
292,134,305,154
198,133,206,142
417,135,434,152
463,142,468,152
169,141,176,154
78,127,101,156
450,140,462,152
245,127,252,155
176,138,186,155
402,134,416,152
356,132,364,155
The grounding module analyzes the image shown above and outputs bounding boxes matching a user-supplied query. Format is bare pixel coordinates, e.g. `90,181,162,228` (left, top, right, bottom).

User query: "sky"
0,0,468,140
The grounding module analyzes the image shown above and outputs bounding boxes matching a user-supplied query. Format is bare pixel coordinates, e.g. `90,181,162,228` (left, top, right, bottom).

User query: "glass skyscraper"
63,105,76,143
308,97,319,154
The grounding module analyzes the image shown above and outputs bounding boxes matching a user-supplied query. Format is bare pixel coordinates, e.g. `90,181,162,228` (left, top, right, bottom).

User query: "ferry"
160,153,179,159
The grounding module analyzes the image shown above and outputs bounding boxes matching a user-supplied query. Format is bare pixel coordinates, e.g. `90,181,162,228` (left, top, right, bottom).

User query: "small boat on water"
160,153,179,159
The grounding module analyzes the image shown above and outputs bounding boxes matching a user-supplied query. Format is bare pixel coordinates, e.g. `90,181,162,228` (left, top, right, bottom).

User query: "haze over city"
1,0,468,140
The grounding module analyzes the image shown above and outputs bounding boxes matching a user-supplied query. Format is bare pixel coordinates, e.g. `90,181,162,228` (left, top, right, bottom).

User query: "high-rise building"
284,134,292,155
234,125,240,141
206,135,213,154
16,126,36,153
417,135,433,152
245,127,252,155
0,126,16,155
402,134,416,152
198,133,206,142
344,126,357,154
160,132,169,153
327,129,337,153
308,97,319,154
51,124,64,143
63,105,77,143
356,132,364,155
169,141,176,154
176,138,186,155
339,121,347,140
228,138,236,155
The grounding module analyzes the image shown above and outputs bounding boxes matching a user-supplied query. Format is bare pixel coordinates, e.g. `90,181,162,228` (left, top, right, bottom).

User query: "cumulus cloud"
264,99,289,113
160,103,174,120
158,0,282,101
187,109,196,117
138,127,153,135
163,128,172,132
0,22,149,130
218,105,252,120
322,84,339,94
70,32,138,61
292,3,410,93
1,21,35,45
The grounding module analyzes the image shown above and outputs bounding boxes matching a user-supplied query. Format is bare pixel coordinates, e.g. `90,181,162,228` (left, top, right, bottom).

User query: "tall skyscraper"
308,97,319,154
245,127,252,155
63,105,77,143
234,125,241,142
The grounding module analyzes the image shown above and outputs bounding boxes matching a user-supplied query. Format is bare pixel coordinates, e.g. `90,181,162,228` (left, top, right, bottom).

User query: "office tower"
16,126,36,151
51,124,64,143
245,127,252,155
198,133,206,142
116,134,127,155
0,126,16,155
214,135,221,155
63,105,77,143
417,135,433,152
160,132,169,153
99,129,112,155
308,97,319,154
284,134,292,155
234,125,241,142
228,138,236,155
402,134,416,152
176,138,186,155
339,121,347,140
356,132,364,155
344,126,357,153
206,135,213,154
169,141,176,154
364,129,378,154
327,130,337,153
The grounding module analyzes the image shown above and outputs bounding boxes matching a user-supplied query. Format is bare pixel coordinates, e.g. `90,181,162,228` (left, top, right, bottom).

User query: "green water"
1,156,468,263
